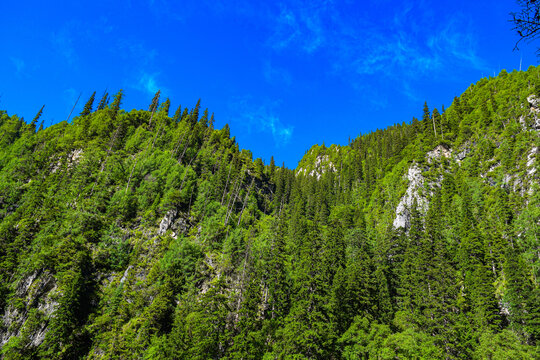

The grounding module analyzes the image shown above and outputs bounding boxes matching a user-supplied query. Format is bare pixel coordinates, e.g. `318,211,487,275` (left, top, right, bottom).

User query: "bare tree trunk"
225,170,245,226
237,177,255,226
90,124,122,195
172,129,189,156
221,162,233,205
66,93,82,123
178,135,191,164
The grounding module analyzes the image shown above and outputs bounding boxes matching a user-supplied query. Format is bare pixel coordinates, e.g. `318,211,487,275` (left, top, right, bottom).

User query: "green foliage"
0,68,539,358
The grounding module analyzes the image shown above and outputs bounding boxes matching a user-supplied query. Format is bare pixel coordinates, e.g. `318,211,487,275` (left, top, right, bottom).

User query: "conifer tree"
30,105,44,131
148,90,161,128
97,90,110,110
432,107,442,139
181,107,189,122
189,99,201,127
422,101,432,137
80,91,96,116
269,156,276,180
172,105,182,122
160,98,171,116
149,90,161,113
110,89,123,120
199,108,209,128
458,190,501,332
209,113,215,130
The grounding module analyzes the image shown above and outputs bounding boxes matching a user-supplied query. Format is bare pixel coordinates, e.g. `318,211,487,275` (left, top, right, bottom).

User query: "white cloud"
137,72,164,95
51,29,77,65
10,57,25,75
229,96,294,146
268,1,330,54
117,40,158,66
265,2,487,84
263,61,292,86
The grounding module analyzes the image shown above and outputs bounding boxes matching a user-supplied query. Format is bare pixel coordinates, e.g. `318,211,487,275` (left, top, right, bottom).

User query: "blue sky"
0,0,536,167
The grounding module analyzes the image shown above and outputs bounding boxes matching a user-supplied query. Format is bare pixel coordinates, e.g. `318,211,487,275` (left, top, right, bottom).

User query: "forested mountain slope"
0,68,539,359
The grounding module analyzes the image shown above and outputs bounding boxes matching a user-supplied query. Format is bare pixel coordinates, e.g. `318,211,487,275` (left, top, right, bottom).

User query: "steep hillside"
0,68,539,359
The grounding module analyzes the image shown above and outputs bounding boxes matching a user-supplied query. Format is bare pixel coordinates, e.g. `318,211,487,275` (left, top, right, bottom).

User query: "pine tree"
160,98,170,116
172,105,182,122
209,113,215,130
80,92,95,116
503,246,540,344
480,101,492,127
269,156,276,180
110,89,123,120
189,99,201,127
30,105,44,131
432,107,442,139
97,90,110,110
181,107,189,121
149,90,161,113
199,108,209,128
422,101,432,137
458,190,501,333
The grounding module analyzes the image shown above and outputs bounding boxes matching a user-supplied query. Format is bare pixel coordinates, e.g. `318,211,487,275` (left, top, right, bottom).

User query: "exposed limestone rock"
488,161,501,173
527,147,537,176
70,149,83,163
50,149,83,173
0,271,58,348
120,265,133,284
158,209,177,235
393,164,429,229
171,216,189,236
427,144,452,163
454,143,472,162
527,94,540,112
297,154,337,180
526,95,540,130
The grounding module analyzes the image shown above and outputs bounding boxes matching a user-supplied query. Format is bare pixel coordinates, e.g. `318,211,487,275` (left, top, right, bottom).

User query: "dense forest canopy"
0,67,539,359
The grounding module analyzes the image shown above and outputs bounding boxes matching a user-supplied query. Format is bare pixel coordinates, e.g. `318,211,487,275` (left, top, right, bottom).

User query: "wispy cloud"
118,40,166,98
263,61,292,86
268,1,330,54
117,40,158,66
10,57,26,75
263,1,488,99
51,29,77,65
426,16,485,71
228,96,294,146
136,72,165,96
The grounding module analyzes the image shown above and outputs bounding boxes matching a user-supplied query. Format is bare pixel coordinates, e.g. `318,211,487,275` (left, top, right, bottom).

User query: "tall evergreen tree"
160,98,171,116
172,105,182,122
30,105,44,131
149,90,161,113
80,92,96,116
110,89,123,120
422,101,432,137
97,90,110,110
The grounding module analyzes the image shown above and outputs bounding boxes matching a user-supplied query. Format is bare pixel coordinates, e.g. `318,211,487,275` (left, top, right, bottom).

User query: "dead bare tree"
511,0,540,54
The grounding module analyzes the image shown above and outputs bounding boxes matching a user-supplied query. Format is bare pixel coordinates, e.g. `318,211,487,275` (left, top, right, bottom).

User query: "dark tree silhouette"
511,0,540,53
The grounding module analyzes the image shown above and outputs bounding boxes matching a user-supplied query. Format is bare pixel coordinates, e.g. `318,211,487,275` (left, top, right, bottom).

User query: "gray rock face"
297,154,337,180
158,209,178,235
455,147,471,161
527,95,540,130
0,270,58,348
171,217,189,236
527,94,540,110
527,147,538,176
393,164,428,229
426,144,452,163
